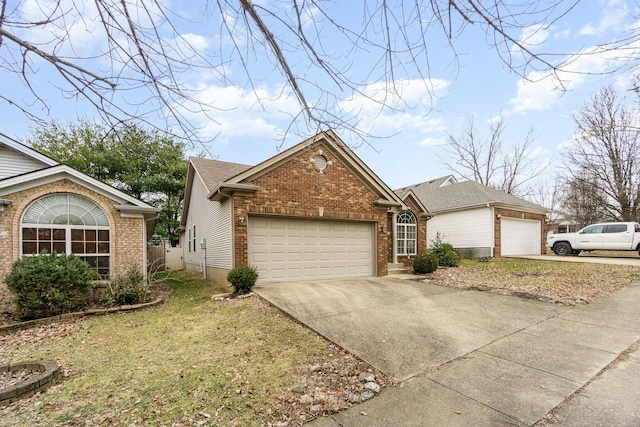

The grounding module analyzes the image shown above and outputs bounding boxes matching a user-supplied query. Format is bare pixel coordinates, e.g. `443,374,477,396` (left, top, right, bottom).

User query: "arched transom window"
21,194,111,278
397,210,416,255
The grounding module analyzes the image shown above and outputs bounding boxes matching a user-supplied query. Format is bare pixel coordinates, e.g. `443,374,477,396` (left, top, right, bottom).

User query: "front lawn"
0,273,387,426
423,258,640,305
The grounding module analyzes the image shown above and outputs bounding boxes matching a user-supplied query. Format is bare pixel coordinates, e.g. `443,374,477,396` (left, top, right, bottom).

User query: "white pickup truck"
546,222,640,256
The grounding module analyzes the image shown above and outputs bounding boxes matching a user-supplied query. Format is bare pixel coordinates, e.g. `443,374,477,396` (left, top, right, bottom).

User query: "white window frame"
20,193,111,278
397,210,417,255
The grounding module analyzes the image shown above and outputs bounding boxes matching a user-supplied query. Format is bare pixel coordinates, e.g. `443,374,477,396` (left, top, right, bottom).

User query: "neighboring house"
0,133,160,310
180,130,429,286
397,175,548,258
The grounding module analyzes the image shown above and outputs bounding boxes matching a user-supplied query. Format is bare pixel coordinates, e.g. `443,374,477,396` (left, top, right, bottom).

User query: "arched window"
397,210,417,255
21,194,111,278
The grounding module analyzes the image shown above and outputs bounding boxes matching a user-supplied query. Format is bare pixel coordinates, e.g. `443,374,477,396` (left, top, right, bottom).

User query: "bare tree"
0,1,628,145
559,172,608,228
440,114,547,196
529,179,563,223
562,85,640,222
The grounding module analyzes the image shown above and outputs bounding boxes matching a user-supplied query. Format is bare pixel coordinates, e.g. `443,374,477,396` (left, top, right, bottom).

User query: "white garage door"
248,216,375,283
501,218,541,256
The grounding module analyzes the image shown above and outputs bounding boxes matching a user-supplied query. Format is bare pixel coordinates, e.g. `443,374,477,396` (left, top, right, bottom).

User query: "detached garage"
180,130,424,288
398,175,548,258
500,218,541,256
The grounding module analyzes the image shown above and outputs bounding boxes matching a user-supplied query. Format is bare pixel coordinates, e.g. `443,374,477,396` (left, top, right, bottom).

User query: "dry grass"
421,258,640,305
0,272,387,427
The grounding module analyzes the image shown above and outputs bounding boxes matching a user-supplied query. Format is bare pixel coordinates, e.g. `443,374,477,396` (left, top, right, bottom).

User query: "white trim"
0,133,59,167
0,165,159,214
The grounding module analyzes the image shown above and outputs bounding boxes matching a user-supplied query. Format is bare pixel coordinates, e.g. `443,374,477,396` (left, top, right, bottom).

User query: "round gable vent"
313,155,328,172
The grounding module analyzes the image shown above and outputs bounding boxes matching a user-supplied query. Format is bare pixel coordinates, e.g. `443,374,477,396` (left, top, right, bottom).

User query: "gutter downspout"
489,203,495,258
392,211,398,263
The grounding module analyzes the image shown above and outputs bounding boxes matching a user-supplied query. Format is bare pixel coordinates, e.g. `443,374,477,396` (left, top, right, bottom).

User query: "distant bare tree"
562,85,640,222
560,173,608,227
440,114,547,196
529,179,563,223
0,1,633,144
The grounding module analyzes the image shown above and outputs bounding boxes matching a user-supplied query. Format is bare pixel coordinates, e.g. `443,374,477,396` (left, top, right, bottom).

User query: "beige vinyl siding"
182,175,233,270
426,207,492,248
0,146,49,179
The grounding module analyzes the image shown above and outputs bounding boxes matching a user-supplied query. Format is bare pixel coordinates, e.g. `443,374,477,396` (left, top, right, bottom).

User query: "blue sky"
1,0,638,191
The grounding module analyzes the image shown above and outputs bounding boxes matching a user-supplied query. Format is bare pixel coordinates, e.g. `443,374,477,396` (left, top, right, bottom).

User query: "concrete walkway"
254,277,640,426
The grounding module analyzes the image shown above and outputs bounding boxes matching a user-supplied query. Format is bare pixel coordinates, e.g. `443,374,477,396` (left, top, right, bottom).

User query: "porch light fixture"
496,213,501,219
544,217,550,223
238,215,245,226
381,223,387,232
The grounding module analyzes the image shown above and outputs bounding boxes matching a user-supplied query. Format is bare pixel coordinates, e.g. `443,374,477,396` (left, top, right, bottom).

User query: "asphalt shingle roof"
398,175,547,213
189,157,252,193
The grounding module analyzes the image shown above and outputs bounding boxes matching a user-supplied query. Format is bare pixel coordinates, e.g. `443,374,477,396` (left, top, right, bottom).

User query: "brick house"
397,175,549,258
0,133,159,310
180,130,429,287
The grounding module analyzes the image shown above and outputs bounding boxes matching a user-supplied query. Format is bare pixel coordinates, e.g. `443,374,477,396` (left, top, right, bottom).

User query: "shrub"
412,253,439,274
429,232,461,267
227,265,259,294
104,265,147,305
5,252,97,320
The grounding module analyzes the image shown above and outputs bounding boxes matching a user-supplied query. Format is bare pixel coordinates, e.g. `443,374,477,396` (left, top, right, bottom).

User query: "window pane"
407,226,416,239
38,228,52,240
38,242,52,253
397,241,405,255
98,256,110,268
22,228,37,240
22,242,37,254
86,242,97,254
53,229,66,240
86,230,97,242
72,241,84,253
83,256,97,268
71,229,84,241
397,226,405,239
407,241,416,254
53,242,66,253
98,230,109,241
98,242,110,254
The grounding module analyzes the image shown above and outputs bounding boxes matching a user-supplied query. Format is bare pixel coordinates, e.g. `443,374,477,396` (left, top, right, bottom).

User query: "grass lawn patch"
422,258,640,305
0,272,387,426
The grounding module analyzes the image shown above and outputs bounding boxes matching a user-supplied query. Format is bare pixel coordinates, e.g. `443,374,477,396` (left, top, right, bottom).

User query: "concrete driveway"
254,277,640,426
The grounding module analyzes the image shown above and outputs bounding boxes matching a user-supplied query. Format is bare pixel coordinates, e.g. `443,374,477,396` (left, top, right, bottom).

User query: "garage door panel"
501,218,541,256
249,216,374,283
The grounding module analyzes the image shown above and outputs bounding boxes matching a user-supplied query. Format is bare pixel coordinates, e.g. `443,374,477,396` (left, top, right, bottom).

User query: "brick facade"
232,143,391,276
493,208,548,257
0,179,145,310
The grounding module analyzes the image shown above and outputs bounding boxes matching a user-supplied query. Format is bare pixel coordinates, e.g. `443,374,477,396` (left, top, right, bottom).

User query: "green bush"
5,252,97,320
227,265,259,294
104,265,147,305
429,232,461,267
412,253,439,274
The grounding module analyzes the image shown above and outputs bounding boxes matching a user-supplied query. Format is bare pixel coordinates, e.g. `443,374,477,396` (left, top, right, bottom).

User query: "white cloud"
578,0,630,36
512,25,550,52
173,84,300,141
337,78,450,134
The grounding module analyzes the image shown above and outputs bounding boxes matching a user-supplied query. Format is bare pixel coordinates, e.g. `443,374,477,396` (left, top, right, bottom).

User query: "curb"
0,298,164,336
